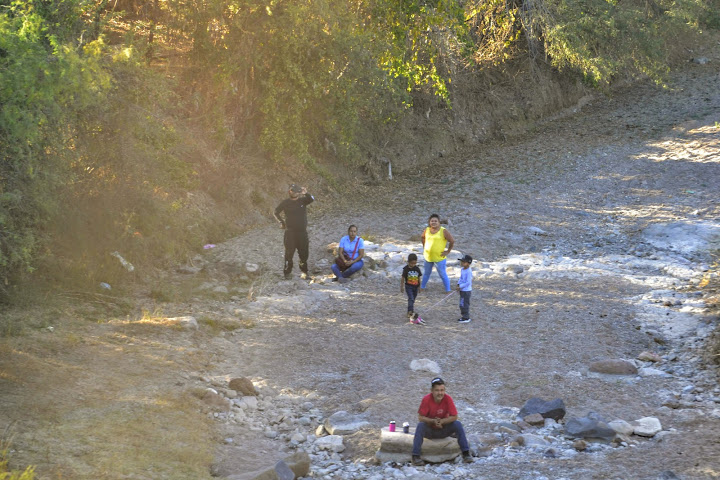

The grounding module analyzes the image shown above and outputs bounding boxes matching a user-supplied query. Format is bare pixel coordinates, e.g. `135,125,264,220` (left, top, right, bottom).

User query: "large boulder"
375,426,461,464
518,398,566,421
324,411,370,435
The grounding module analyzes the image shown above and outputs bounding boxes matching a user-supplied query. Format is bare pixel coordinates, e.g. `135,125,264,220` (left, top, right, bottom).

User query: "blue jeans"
420,259,450,292
405,284,419,313
331,259,364,278
412,420,469,456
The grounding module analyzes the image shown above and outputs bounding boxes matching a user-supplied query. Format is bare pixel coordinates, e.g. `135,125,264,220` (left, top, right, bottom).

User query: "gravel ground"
179,57,720,479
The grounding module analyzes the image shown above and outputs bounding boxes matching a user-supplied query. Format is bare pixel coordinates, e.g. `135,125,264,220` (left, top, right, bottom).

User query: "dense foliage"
0,0,718,299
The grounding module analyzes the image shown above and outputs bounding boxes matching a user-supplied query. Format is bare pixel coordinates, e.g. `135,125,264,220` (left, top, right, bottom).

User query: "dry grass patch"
0,305,216,479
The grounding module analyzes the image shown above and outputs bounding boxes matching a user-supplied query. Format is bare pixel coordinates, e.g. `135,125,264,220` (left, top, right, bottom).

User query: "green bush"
466,0,716,87
0,2,111,292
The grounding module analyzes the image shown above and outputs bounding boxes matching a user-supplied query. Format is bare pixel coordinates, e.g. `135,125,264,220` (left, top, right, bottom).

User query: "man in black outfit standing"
274,184,314,279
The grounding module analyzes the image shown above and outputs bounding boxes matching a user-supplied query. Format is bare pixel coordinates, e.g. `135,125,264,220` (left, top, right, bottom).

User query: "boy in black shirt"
401,253,424,324
274,184,314,279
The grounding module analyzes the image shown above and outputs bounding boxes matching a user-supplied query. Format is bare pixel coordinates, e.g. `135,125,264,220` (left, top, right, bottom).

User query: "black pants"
284,229,309,275
459,290,471,319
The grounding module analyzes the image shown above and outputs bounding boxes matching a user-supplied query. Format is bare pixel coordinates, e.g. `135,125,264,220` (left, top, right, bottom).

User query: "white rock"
363,242,380,251
381,243,402,252
325,411,370,435
608,420,634,435
632,417,662,437
245,262,260,273
410,359,442,375
238,396,258,410
520,434,549,447
365,251,386,262
388,253,405,263
528,226,548,236
315,435,345,452
446,250,463,260
638,367,670,377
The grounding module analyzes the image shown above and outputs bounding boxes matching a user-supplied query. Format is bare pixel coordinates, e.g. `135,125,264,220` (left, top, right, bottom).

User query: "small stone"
410,358,442,374
573,439,587,451
637,351,662,362
519,397,566,421
608,420,634,436
229,377,258,396
564,413,616,442
632,417,662,437
524,413,545,426
589,359,638,375
315,435,345,453
520,433,549,447
237,396,258,410
202,389,231,412
324,411,370,435
166,316,199,330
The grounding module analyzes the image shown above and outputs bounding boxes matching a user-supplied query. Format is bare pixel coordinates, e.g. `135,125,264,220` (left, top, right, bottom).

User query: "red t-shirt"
418,393,458,428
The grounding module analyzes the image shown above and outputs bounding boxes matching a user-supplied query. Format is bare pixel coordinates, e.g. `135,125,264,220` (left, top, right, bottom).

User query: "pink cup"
389,421,396,432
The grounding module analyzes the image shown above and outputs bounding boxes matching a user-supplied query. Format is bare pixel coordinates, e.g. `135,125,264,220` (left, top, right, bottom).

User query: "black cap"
431,377,444,386
289,184,303,193
460,254,473,264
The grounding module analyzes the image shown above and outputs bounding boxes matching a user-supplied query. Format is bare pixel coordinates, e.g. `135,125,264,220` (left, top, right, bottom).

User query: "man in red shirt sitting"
412,377,472,466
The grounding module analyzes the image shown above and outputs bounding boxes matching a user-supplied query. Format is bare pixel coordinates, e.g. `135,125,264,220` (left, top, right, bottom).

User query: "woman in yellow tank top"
421,214,455,292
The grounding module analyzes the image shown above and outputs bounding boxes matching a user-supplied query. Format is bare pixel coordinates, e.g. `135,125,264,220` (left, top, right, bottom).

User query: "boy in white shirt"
456,255,473,324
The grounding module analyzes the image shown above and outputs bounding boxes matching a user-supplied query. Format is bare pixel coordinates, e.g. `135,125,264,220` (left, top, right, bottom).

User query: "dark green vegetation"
1,0,718,302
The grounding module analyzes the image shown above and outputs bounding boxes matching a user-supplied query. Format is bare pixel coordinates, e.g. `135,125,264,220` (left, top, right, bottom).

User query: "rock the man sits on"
412,377,472,466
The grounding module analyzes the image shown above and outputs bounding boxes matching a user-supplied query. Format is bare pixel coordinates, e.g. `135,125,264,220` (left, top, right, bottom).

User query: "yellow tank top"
423,227,447,262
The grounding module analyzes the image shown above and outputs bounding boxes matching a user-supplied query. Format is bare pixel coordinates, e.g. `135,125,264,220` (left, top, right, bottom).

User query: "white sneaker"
457,318,471,324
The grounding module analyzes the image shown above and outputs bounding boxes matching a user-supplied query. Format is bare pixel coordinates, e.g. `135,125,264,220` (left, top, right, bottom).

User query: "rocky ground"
154,56,720,479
